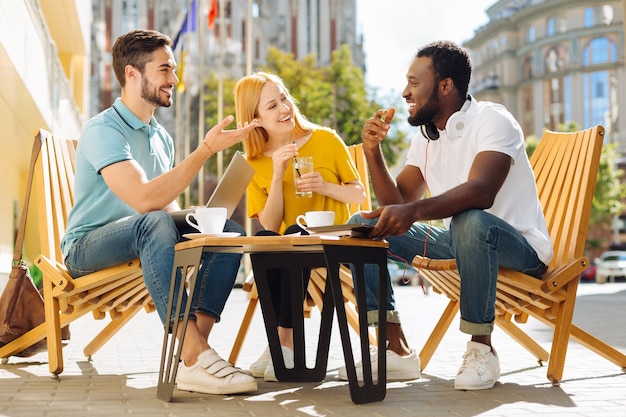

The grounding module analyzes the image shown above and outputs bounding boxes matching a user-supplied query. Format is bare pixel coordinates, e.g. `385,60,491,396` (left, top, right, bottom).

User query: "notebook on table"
169,151,255,232
305,223,375,238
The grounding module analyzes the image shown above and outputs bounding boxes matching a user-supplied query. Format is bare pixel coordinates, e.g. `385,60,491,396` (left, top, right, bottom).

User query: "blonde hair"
234,71,314,158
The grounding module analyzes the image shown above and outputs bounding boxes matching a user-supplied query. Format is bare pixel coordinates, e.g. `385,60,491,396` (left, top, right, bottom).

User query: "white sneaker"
337,345,421,382
177,349,257,395
263,346,295,382
249,346,271,378
454,341,500,390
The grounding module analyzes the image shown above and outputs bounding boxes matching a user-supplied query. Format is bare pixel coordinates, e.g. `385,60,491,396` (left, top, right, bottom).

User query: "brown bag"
0,262,48,356
0,137,69,357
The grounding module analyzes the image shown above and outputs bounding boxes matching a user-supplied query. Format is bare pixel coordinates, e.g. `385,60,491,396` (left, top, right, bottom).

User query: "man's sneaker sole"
454,380,497,391
177,378,258,395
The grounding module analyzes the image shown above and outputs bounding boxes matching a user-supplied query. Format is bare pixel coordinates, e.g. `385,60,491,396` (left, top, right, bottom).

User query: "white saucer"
183,232,241,239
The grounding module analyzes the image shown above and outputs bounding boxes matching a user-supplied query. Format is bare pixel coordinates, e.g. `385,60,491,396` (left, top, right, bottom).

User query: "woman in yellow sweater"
234,71,366,381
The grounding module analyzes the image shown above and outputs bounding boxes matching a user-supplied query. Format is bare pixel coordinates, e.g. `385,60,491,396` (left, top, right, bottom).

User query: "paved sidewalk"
0,281,625,417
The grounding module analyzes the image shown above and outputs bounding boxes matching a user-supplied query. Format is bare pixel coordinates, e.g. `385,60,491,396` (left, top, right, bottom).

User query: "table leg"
323,244,388,404
157,246,204,402
250,252,331,382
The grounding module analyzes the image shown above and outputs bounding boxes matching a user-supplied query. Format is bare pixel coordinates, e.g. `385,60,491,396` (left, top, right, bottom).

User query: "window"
544,75,570,131
582,38,618,136
522,56,533,81
527,25,535,43
583,70,612,129
583,37,617,65
547,17,556,37
563,76,571,123
584,7,594,27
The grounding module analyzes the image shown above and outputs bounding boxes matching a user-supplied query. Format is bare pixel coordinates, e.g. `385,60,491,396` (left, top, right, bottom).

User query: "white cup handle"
185,212,202,232
296,214,307,230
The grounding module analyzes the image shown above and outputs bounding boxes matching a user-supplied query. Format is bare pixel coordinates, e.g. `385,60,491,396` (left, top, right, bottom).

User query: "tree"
200,45,412,205
525,122,626,251
263,46,409,166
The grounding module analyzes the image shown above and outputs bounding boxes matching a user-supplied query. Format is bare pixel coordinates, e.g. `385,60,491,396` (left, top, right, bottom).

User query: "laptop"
169,151,255,231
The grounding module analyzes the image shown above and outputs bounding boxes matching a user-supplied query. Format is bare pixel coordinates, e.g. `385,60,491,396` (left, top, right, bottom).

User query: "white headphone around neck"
445,95,474,139
422,95,475,141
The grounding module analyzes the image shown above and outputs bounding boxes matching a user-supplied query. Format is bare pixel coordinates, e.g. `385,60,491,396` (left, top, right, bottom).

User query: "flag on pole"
208,0,218,30
172,0,197,92
176,50,186,93
172,0,197,50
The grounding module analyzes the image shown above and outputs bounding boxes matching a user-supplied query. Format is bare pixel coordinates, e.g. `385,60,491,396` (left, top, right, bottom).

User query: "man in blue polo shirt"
61,29,259,395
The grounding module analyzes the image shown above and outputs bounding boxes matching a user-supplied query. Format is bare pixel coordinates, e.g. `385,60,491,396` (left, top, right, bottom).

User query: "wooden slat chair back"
228,143,375,365
412,125,626,384
0,129,155,375
347,143,372,213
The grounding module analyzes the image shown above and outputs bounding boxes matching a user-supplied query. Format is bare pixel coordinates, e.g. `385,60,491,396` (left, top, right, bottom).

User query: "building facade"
464,0,625,251
0,0,90,276
464,0,625,147
90,0,364,115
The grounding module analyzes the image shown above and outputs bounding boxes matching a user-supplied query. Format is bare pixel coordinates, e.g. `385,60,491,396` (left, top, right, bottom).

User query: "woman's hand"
271,142,298,180
296,171,324,195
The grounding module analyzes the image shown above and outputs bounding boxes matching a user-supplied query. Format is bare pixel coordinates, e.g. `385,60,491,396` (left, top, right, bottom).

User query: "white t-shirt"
405,97,554,265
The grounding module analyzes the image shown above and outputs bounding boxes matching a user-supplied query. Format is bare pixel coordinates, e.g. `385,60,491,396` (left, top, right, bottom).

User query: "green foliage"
525,122,626,250
30,263,42,288
592,142,626,224
201,45,409,168
263,45,409,166
203,74,240,175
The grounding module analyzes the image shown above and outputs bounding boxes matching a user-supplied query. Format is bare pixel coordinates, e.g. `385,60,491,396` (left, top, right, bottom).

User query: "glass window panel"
584,7,594,27
547,17,556,37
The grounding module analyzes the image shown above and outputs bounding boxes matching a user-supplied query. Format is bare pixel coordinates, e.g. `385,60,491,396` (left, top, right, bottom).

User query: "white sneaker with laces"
454,341,500,390
177,348,257,395
337,345,421,382
249,346,271,378
264,346,294,382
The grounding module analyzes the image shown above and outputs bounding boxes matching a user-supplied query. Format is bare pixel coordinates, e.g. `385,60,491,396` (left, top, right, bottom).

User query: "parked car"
579,262,596,282
594,251,626,284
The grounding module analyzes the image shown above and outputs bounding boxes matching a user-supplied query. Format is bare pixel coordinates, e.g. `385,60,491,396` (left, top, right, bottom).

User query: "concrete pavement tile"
0,283,624,416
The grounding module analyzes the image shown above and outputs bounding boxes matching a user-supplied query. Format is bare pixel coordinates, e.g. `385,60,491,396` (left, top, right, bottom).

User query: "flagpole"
197,0,206,204
183,2,192,206
216,0,224,178
243,0,253,275
246,0,252,75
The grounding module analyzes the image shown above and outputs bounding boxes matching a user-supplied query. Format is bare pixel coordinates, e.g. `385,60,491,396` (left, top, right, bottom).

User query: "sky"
357,0,496,101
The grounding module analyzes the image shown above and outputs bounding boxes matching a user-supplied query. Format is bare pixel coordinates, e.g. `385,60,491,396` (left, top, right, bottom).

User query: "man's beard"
408,85,440,127
141,76,172,108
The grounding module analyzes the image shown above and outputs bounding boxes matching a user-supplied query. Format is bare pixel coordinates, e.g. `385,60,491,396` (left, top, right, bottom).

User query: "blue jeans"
64,211,245,326
348,209,547,335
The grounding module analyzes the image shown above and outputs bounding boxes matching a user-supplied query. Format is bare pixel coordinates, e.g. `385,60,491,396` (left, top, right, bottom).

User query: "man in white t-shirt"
341,40,553,391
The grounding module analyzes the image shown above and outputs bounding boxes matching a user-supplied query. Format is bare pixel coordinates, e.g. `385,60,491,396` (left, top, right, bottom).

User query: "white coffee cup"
296,211,335,229
185,207,227,234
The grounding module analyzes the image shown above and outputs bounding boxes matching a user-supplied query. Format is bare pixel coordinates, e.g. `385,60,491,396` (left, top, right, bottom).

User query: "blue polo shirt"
61,98,175,258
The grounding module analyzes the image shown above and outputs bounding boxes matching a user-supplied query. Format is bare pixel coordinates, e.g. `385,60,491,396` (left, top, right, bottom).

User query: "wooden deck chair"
0,129,154,375
412,125,626,384
228,143,375,365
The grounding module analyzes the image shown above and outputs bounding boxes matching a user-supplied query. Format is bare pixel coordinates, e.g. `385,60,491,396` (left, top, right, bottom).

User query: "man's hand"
202,115,258,154
361,203,415,238
361,108,395,149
